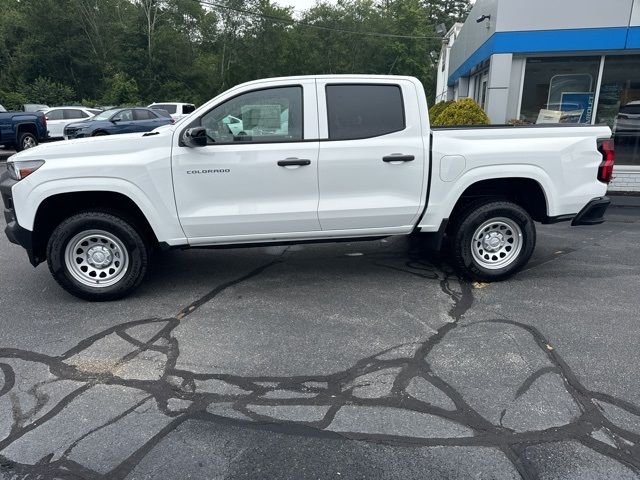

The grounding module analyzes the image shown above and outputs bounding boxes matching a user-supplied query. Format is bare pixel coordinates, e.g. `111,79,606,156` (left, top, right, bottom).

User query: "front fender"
12,177,187,245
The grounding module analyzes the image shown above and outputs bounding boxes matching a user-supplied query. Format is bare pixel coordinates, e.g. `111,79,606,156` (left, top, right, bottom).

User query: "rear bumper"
571,196,611,226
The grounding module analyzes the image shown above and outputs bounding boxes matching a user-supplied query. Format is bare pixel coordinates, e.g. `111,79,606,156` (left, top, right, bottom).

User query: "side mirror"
183,126,208,147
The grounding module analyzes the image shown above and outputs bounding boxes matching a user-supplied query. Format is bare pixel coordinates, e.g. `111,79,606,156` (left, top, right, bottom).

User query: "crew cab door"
316,79,427,232
172,80,320,241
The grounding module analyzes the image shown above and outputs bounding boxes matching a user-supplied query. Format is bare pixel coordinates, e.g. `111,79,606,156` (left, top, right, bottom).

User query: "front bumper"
1,170,39,266
571,196,611,226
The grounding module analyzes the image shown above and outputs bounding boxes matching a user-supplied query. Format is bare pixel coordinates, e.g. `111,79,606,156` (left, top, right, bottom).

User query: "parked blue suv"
64,107,173,139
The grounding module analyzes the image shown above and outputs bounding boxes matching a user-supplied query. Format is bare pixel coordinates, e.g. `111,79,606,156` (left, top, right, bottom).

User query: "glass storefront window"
595,55,640,166
520,57,601,125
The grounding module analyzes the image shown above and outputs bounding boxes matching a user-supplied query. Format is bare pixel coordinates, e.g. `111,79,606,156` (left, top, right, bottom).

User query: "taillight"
597,138,615,183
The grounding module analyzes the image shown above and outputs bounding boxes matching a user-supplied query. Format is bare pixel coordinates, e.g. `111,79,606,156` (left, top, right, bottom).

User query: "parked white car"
43,107,102,139
147,102,196,121
0,104,6,112
3,75,614,300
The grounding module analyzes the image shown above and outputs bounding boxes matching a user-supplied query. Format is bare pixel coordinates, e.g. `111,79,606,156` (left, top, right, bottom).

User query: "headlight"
7,160,45,181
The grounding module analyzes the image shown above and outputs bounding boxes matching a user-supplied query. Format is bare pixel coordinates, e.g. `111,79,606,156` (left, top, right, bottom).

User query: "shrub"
23,77,76,106
429,100,453,124
433,98,490,127
0,89,27,111
506,118,531,126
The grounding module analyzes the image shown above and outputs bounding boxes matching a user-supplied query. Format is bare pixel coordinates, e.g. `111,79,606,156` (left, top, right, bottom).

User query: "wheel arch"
31,190,160,264
15,122,38,144
448,177,549,226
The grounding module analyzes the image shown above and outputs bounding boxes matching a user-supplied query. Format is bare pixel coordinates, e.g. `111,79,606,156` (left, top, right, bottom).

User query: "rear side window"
183,104,196,114
64,109,88,119
46,110,64,120
326,84,405,140
134,109,156,120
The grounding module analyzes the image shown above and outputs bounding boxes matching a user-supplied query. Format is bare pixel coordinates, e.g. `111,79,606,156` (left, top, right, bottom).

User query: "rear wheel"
46,212,149,301
450,201,535,282
16,132,38,151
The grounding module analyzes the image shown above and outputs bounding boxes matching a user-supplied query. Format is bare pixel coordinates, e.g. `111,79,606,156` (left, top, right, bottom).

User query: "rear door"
133,109,162,131
315,79,427,232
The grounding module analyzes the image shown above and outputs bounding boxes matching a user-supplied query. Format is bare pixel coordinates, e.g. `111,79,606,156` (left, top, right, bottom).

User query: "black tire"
16,132,38,152
46,212,149,301
450,200,535,282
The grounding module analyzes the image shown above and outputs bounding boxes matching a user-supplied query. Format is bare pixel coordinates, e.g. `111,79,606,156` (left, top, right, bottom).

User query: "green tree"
102,73,141,106
22,77,76,105
0,0,472,106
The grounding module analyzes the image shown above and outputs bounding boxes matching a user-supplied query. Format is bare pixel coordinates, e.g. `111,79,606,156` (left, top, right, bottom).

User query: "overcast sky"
276,0,474,15
275,0,334,14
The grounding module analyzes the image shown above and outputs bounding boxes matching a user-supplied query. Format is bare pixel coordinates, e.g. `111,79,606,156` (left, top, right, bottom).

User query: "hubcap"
64,230,129,288
23,136,36,149
471,217,523,270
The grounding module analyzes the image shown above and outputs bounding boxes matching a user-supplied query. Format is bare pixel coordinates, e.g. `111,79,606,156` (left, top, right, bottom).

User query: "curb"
609,194,640,208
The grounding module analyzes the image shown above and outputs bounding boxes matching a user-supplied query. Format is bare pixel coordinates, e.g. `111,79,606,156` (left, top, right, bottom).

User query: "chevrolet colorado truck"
0,110,48,151
1,75,614,300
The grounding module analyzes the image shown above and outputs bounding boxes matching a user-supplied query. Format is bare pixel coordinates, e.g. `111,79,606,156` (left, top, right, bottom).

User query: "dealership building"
436,0,640,192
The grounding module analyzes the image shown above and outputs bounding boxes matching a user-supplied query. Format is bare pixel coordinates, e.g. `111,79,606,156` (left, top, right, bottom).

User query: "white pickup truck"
2,75,614,300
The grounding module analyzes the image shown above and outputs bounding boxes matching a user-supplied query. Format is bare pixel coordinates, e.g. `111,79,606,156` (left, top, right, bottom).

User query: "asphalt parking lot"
1,204,639,479
0,148,15,162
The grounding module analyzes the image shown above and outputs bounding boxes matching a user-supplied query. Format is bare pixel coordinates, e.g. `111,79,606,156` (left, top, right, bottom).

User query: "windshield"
93,109,120,121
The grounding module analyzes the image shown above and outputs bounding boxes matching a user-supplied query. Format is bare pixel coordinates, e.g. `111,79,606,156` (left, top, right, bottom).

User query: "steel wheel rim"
64,230,129,288
23,136,36,149
471,217,523,270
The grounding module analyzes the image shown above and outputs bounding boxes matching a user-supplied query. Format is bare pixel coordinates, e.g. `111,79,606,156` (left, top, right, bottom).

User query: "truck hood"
9,128,177,163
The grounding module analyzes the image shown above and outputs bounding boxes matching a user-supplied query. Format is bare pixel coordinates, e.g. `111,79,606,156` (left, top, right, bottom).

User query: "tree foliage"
0,0,471,107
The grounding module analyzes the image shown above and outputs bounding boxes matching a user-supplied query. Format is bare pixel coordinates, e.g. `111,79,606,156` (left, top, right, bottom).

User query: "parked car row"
0,101,195,151
44,107,103,138
63,107,173,139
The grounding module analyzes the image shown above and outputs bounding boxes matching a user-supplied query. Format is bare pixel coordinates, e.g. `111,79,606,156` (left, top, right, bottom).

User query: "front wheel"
46,212,150,301
450,201,535,282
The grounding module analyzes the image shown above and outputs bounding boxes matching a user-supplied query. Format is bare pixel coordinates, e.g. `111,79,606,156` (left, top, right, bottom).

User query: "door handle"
277,158,311,167
383,154,415,163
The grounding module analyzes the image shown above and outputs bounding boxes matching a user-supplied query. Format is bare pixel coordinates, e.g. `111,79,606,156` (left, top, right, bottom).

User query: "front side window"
153,104,177,114
200,86,303,144
112,110,133,122
326,84,405,140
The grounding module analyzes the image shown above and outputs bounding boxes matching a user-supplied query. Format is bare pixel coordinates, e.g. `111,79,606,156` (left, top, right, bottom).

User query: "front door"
172,80,320,241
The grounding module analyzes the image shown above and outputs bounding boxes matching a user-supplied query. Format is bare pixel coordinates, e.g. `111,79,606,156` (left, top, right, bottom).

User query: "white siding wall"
609,167,640,192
